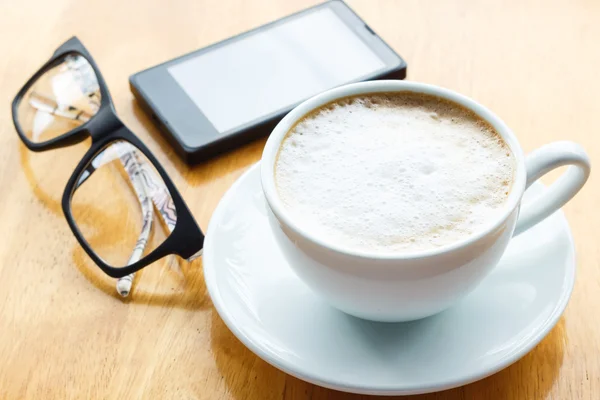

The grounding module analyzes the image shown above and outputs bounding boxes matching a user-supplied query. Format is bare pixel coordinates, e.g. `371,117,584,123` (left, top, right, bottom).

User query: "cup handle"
513,141,590,236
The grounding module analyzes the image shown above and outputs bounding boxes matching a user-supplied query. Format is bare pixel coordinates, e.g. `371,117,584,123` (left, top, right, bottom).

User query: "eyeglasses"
11,37,205,297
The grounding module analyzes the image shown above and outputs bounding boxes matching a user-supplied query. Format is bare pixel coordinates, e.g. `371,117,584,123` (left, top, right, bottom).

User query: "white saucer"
203,163,576,396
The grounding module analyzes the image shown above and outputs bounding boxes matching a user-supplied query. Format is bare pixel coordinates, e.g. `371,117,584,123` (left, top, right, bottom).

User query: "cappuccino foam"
274,92,515,253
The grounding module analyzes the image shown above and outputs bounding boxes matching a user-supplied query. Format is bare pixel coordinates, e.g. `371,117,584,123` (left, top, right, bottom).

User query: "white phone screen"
167,7,386,133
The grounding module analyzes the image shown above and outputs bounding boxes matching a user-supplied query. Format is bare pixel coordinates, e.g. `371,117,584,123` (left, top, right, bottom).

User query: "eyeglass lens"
16,53,101,143
70,140,177,268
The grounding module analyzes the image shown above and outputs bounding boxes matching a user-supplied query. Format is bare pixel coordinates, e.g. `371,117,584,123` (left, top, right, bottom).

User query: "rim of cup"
261,80,527,260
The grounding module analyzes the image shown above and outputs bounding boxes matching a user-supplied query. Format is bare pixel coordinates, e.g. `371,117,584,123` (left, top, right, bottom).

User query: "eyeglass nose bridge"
86,106,124,139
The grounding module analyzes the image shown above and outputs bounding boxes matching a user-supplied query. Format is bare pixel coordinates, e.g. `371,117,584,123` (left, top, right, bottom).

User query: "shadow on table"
19,144,210,310
210,309,565,400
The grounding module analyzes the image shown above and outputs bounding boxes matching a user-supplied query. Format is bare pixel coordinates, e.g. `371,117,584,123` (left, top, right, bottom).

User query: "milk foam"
275,93,515,253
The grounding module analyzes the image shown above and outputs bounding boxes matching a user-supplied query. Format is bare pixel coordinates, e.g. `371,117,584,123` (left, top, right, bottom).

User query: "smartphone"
130,0,407,164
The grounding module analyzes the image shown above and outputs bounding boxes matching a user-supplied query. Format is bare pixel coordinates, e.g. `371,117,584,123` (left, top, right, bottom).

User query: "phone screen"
167,7,386,133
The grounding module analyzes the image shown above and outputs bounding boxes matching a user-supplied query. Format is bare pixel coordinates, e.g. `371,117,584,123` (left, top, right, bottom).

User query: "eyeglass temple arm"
112,149,198,295
29,91,97,123
111,147,204,293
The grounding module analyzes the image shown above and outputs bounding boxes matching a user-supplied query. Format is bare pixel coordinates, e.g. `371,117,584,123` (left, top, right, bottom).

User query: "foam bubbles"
275,93,516,253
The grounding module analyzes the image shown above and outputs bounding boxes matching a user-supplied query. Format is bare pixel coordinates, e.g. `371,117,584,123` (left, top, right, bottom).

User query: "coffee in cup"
274,92,516,253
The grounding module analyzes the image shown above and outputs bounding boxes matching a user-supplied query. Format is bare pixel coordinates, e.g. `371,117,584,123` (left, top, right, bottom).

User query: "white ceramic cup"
260,81,590,322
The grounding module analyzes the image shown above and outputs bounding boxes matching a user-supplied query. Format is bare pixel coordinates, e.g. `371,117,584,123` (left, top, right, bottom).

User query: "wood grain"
0,0,598,398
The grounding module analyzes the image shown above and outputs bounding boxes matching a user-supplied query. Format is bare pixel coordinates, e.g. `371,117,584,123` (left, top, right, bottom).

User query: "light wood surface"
0,0,599,398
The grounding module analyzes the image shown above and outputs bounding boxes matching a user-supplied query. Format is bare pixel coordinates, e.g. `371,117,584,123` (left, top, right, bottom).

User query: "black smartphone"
130,0,407,164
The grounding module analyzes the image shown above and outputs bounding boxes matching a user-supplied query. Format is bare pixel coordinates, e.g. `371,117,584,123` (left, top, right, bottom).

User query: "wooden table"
1,0,598,398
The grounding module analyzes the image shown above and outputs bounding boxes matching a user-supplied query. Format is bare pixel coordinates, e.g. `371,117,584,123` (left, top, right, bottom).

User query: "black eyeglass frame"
11,36,204,279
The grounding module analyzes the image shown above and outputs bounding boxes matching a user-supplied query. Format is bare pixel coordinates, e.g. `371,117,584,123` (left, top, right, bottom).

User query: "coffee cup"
260,80,590,322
